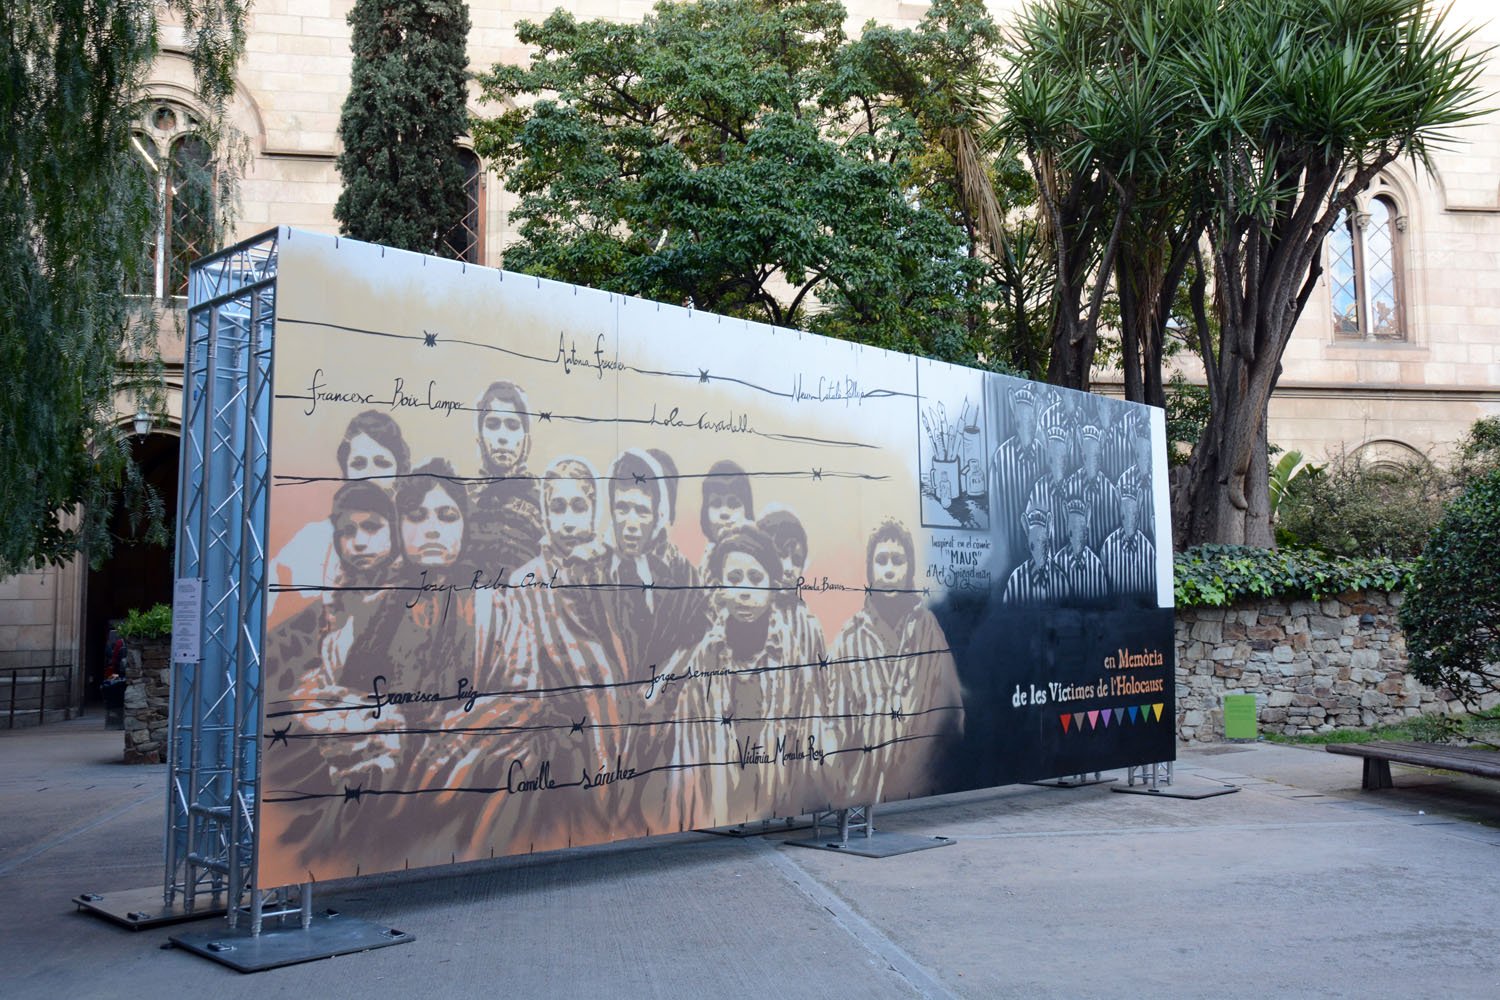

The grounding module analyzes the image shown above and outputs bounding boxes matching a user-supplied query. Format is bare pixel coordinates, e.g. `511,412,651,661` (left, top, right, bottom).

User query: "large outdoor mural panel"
258,231,1174,886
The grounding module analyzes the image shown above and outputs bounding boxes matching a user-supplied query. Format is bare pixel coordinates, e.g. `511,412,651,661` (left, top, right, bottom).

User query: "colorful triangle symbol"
1101,708,1113,727
1152,703,1164,722
1060,713,1072,733
1072,712,1084,732
1087,710,1099,729
1126,705,1138,723
1140,703,1151,722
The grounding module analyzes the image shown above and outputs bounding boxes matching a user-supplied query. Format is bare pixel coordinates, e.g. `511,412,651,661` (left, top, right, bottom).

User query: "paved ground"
3,716,1500,998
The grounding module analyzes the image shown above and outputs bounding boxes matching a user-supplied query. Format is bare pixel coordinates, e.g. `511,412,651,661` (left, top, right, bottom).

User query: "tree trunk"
1178,325,1276,549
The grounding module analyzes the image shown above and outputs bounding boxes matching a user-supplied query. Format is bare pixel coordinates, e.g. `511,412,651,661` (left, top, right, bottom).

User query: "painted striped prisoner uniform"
828,596,965,806
1001,559,1058,605
1100,528,1157,602
1050,545,1109,602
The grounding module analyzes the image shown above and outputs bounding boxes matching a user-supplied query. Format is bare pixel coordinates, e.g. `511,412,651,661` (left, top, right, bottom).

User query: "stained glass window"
1329,194,1405,341
1328,211,1359,337
131,103,217,300
168,135,214,297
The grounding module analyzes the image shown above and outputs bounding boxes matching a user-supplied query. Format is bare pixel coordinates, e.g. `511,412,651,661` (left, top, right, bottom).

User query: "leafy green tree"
999,0,1486,547
1178,0,1485,548
1,0,245,574
472,0,1009,363
1000,0,1204,395
1402,469,1500,705
335,0,472,257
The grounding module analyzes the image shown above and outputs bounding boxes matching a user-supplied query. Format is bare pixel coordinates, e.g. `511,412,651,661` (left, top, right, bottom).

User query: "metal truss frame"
167,228,281,931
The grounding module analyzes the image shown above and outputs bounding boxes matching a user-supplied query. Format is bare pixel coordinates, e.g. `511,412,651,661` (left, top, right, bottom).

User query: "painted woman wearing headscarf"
661,524,824,828
466,380,545,579
595,448,709,678
696,459,754,580
442,456,631,857
828,518,966,807
264,458,503,879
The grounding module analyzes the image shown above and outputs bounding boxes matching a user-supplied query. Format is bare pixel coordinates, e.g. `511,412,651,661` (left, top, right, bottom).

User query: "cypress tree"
335,0,472,256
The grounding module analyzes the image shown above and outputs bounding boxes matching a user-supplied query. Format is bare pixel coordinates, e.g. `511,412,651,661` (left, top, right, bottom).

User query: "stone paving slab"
3,720,1500,999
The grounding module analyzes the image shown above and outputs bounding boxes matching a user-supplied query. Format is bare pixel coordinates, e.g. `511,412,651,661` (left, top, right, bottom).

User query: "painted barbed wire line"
262,702,965,751
262,645,955,722
260,729,955,805
270,467,893,488
277,314,922,406
265,576,928,604
278,376,883,451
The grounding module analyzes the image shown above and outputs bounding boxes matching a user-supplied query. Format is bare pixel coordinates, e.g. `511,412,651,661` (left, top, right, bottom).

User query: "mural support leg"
1113,760,1237,800
1026,769,1116,789
790,803,951,858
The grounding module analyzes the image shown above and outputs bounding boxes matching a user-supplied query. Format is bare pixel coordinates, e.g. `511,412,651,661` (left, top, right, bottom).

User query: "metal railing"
0,664,73,728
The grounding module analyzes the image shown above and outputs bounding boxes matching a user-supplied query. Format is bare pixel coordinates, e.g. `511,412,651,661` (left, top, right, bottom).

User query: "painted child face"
335,509,394,573
870,540,910,590
343,432,397,481
479,405,527,473
721,550,772,622
778,541,807,587
401,486,463,568
705,490,748,540
612,486,655,557
545,479,595,549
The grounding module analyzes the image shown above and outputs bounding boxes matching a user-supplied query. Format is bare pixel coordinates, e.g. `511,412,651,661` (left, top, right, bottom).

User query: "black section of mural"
933,594,1174,788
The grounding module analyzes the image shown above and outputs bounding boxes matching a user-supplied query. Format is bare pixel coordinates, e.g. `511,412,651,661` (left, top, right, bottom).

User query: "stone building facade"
3,0,1498,718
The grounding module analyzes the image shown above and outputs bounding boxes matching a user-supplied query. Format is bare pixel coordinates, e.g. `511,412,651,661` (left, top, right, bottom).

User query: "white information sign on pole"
172,578,203,664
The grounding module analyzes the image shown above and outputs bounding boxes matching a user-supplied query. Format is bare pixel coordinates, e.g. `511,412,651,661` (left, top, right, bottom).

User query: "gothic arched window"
130,102,216,299
1329,193,1406,341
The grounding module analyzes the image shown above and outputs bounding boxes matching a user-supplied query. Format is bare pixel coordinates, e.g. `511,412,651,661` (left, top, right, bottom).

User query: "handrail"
0,664,72,727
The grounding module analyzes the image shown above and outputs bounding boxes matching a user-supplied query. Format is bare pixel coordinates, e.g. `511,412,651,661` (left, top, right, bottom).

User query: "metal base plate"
1113,781,1240,800
1025,776,1118,789
74,886,227,930
170,911,413,973
787,832,956,858
702,816,815,838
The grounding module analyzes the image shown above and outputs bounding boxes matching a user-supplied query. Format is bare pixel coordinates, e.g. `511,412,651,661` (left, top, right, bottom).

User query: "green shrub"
1274,450,1445,559
118,603,172,641
1174,544,1413,608
1401,469,1500,706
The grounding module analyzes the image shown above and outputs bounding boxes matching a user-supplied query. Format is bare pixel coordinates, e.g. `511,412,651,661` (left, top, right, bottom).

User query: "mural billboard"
258,231,1174,886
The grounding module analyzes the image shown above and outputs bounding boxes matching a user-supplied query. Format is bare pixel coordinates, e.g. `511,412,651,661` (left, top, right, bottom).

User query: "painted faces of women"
343,433,398,481
334,508,395,574
545,479,595,551
479,406,527,474
401,486,464,568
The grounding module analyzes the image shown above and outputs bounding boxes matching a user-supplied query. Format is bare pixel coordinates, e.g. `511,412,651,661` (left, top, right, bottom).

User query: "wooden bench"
1326,740,1500,790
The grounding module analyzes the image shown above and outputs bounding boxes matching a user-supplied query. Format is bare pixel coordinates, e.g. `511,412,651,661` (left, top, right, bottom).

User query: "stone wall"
123,639,171,764
1174,590,1462,743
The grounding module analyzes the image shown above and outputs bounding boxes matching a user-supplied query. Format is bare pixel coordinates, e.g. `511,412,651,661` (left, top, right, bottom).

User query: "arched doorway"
82,431,180,701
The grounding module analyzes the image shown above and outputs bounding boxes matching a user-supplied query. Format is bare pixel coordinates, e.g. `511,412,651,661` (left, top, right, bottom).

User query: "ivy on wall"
1173,545,1414,609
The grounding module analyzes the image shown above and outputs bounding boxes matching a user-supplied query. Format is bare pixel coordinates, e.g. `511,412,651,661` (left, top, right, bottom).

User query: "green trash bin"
1223,693,1257,740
